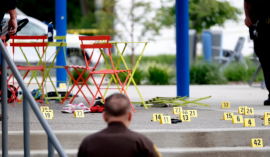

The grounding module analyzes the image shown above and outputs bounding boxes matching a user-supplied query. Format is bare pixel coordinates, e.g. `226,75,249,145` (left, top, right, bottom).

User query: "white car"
3,14,102,66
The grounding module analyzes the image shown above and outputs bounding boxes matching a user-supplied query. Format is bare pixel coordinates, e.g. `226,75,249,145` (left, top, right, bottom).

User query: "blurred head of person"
103,93,132,127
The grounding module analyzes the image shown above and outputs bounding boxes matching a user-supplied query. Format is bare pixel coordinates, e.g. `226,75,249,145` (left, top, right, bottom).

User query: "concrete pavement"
3,84,270,131
2,83,270,156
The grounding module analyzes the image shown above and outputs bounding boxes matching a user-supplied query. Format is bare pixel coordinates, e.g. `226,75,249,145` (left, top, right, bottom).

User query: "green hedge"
111,54,176,66
223,62,264,82
93,55,265,85
70,69,90,84
190,62,227,84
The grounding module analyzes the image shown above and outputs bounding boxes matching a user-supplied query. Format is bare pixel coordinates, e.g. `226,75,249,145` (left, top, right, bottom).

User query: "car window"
17,22,46,36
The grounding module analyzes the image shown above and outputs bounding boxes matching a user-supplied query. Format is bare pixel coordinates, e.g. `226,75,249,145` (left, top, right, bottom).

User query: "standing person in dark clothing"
244,0,270,105
1,0,17,35
78,93,161,157
0,0,17,120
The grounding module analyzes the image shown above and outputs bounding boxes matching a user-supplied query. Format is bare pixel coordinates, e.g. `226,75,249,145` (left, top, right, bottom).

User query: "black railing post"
48,137,55,157
23,95,30,157
1,52,8,157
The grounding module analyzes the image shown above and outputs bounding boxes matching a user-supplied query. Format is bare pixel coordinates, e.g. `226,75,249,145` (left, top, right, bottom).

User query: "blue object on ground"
175,0,190,97
31,89,41,100
202,31,213,63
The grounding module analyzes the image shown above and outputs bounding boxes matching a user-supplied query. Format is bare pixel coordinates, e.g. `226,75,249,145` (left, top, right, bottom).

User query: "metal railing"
0,39,67,157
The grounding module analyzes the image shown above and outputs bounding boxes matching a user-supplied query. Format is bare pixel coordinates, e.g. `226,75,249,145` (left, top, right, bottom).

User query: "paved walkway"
3,83,270,131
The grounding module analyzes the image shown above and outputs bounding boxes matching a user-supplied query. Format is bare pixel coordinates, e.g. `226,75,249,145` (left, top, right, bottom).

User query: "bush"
190,62,227,84
113,68,146,85
223,63,247,82
146,65,173,85
110,54,176,66
223,62,264,82
70,69,90,84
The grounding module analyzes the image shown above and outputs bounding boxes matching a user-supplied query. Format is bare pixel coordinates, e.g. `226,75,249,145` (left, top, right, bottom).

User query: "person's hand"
8,18,17,35
245,16,253,27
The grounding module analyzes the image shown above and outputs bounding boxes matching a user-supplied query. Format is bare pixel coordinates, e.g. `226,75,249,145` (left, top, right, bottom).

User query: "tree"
95,0,117,37
115,0,161,67
16,0,96,29
150,0,242,33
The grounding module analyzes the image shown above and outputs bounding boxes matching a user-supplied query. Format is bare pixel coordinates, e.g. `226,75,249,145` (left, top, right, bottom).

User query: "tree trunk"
79,0,87,16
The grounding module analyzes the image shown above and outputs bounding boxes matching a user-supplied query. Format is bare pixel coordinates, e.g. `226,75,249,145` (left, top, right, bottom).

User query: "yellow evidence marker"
160,116,171,124
180,114,191,122
74,110,85,118
221,102,230,108
43,111,53,119
188,110,197,117
238,106,247,114
59,83,67,89
40,106,49,113
264,116,270,126
153,113,163,121
173,107,182,114
181,110,189,115
45,110,54,117
244,108,254,115
244,118,256,127
263,112,270,120
251,138,263,147
232,115,243,123
223,112,233,120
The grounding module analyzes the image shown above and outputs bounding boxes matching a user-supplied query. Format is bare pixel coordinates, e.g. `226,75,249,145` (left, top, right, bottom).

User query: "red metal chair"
61,47,102,104
80,35,136,112
8,35,47,104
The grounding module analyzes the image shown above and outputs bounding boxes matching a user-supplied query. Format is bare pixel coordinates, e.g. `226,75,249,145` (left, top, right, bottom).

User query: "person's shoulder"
128,130,153,144
82,131,104,142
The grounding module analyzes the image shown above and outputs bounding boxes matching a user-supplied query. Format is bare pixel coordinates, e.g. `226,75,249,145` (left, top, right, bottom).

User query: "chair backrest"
79,35,112,49
234,37,245,54
1,36,7,47
9,35,48,65
79,35,112,72
9,35,47,48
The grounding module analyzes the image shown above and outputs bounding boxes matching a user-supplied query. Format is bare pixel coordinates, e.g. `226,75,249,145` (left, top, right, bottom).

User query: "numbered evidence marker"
153,113,163,121
223,112,233,120
160,116,171,124
244,118,256,127
263,112,270,120
188,110,197,117
74,110,85,118
238,106,247,114
264,116,270,126
45,110,54,117
43,110,53,119
180,113,191,122
173,107,182,114
221,102,230,108
244,108,254,115
40,106,49,113
251,138,263,147
59,83,67,89
181,110,189,116
232,115,243,123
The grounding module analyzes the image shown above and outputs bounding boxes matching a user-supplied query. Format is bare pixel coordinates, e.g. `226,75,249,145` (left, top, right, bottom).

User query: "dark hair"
104,93,130,116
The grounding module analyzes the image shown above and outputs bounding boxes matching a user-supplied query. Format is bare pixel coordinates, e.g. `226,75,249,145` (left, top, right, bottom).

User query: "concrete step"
159,147,270,157
1,147,270,157
1,128,270,150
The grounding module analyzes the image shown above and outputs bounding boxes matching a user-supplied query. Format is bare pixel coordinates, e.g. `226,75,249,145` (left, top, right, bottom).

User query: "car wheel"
66,48,88,66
